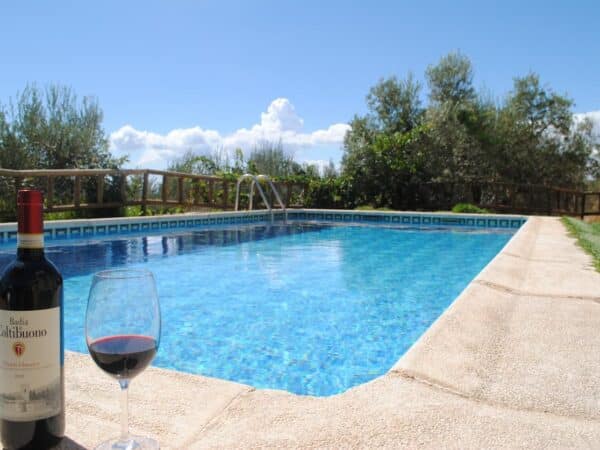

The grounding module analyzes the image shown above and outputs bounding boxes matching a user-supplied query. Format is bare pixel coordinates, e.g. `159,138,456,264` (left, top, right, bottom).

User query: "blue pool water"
0,223,513,396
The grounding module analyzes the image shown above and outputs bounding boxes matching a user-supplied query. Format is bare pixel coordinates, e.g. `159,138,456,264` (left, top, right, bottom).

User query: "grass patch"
451,203,490,214
355,205,394,211
45,211,79,221
561,217,600,272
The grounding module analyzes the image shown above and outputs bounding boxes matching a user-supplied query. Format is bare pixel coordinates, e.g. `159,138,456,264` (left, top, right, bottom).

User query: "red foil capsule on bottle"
17,189,44,234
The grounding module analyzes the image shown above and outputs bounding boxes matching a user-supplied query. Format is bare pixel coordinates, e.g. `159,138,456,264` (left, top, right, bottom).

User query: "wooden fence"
0,168,599,220
414,182,600,218
0,168,306,220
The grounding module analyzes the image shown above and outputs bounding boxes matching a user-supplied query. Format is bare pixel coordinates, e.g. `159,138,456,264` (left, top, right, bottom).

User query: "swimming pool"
0,219,515,396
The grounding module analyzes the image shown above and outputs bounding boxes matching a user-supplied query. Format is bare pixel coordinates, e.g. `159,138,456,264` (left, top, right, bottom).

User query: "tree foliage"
340,52,599,209
0,84,125,218
0,84,123,170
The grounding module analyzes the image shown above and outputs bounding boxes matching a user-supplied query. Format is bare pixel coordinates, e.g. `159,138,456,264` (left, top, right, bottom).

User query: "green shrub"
451,203,490,214
355,205,393,211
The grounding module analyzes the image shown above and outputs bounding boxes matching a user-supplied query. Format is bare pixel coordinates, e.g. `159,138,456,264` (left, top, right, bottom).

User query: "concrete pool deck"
58,216,600,449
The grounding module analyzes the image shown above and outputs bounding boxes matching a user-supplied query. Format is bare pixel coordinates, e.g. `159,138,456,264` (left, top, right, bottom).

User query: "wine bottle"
0,190,65,449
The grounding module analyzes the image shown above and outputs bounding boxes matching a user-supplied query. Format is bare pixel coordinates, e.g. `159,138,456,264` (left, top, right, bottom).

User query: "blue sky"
1,0,599,169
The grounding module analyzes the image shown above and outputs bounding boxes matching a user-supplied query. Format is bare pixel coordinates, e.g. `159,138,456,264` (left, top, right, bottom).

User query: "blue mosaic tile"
55,228,68,237
168,221,177,228
131,224,140,232
141,223,150,230
384,216,391,222
186,220,194,227
43,229,53,239
179,220,186,227
96,226,106,234
108,225,118,234
402,217,410,224
325,214,334,220
412,217,421,224
83,226,94,235
476,219,486,227
8,231,17,240
432,217,441,225
217,218,224,224
499,219,509,228
422,217,431,225
466,218,475,226
0,232,5,241
391,216,400,222
194,219,202,226
511,220,521,228
488,219,498,227
151,222,159,230
70,228,81,237
120,225,129,232
440,217,460,225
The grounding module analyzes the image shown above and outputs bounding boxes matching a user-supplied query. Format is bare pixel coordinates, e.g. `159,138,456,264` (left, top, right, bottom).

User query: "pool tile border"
0,209,527,242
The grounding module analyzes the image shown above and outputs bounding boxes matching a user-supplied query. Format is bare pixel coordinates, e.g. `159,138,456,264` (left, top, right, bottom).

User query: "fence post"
120,174,127,206
222,180,229,209
192,181,200,206
285,182,292,207
47,176,54,210
581,193,586,220
96,176,104,205
178,177,184,205
161,175,168,205
74,176,81,208
142,171,149,215
208,180,214,206
14,177,22,209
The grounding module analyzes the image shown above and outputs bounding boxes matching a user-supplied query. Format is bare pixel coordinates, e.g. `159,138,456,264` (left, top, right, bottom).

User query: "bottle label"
0,308,61,421
17,233,44,249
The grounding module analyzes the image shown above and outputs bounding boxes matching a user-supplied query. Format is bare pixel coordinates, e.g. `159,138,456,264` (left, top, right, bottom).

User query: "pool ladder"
234,174,286,222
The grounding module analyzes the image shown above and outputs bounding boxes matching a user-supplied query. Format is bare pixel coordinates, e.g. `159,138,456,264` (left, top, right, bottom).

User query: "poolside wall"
0,209,527,242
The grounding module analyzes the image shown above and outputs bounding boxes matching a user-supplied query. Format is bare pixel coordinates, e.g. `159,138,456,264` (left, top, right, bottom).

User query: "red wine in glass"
89,335,158,380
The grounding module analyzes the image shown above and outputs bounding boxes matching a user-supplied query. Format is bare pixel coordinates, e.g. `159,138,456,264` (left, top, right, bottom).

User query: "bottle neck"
17,247,45,261
16,194,45,261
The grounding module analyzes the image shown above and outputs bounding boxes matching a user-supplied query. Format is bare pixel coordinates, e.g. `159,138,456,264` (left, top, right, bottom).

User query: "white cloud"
109,98,350,169
574,110,600,136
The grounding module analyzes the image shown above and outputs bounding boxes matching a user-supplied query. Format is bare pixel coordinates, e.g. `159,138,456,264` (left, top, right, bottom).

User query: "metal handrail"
234,174,286,216
252,175,285,211
235,174,271,211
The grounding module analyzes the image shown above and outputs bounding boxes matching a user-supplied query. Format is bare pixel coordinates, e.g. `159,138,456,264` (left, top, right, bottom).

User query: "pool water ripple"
0,223,513,396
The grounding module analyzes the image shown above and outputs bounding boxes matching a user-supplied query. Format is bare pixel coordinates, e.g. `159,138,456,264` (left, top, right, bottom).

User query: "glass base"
95,435,159,450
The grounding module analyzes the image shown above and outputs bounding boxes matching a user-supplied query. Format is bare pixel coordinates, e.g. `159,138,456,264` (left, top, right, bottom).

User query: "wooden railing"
0,168,307,219
1,168,599,220
415,182,600,218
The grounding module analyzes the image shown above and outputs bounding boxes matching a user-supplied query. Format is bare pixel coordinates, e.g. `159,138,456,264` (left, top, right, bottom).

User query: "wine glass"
85,269,161,450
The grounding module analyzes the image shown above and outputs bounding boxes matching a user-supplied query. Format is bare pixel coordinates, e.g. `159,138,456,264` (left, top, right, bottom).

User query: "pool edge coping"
58,213,598,448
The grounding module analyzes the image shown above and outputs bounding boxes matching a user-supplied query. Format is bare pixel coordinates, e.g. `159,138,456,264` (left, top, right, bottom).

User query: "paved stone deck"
58,217,600,449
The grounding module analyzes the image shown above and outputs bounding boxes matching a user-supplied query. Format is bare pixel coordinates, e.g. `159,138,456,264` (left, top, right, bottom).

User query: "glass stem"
119,379,130,442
